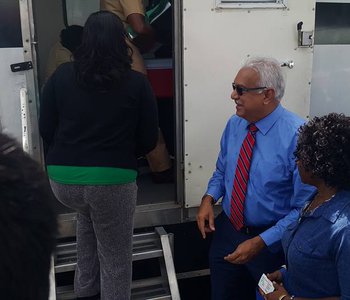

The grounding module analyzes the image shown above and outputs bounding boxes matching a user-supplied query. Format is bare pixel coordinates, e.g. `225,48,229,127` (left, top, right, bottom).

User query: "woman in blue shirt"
261,113,350,300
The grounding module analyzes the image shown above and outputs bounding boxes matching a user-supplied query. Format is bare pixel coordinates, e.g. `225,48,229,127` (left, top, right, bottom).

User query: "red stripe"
237,159,249,179
235,176,247,200
229,124,257,230
232,188,244,207
230,207,243,229
233,178,246,200
235,171,246,191
230,201,243,218
230,214,242,230
242,141,253,160
240,146,250,166
247,134,255,147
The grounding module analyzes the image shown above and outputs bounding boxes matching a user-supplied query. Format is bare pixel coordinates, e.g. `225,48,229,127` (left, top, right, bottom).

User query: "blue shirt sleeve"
335,227,350,299
260,137,315,247
260,170,315,246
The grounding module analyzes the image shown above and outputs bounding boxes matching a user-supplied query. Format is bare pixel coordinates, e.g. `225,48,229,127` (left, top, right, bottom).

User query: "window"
215,0,287,9
63,0,99,26
314,3,350,45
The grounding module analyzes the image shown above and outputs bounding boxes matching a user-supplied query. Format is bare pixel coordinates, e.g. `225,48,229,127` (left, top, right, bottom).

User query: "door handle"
281,60,294,69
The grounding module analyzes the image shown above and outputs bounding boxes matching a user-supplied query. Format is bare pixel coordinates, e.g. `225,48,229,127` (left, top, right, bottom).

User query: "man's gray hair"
242,57,285,101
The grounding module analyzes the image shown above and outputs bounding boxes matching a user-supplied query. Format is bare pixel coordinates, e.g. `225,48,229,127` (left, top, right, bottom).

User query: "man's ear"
263,88,276,104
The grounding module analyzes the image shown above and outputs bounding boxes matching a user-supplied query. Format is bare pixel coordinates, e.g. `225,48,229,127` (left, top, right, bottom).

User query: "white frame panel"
216,0,287,9
0,48,26,140
19,0,43,163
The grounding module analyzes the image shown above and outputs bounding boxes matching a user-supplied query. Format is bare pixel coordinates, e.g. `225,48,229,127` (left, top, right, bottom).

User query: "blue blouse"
282,190,350,299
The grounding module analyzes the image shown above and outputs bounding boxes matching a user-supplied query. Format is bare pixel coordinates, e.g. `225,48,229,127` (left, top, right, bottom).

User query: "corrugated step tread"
56,278,171,300
55,232,163,273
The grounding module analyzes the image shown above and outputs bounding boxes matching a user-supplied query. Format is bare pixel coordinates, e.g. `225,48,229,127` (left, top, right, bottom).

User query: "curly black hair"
295,113,350,190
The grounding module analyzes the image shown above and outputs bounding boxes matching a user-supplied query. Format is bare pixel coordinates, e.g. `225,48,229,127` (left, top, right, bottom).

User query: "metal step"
53,227,180,300
56,277,171,300
55,232,163,273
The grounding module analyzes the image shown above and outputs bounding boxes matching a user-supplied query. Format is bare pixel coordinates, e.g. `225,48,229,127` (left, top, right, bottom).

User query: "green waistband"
47,165,137,185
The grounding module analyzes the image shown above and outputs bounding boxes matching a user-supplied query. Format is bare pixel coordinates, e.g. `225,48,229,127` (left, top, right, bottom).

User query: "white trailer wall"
183,0,316,207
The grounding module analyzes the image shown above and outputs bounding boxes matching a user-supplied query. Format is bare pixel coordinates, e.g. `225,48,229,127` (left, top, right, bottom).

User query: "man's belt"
239,225,273,235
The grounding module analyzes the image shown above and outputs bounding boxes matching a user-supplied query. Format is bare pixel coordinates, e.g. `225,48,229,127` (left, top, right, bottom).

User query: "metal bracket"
297,21,313,48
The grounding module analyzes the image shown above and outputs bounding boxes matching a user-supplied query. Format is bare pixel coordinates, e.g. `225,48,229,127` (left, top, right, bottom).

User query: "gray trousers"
50,181,137,300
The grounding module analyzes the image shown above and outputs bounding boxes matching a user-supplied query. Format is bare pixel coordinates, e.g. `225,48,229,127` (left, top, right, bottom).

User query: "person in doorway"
260,113,350,300
0,133,57,300
40,11,158,300
101,0,173,183
101,0,154,73
196,57,315,300
45,25,83,82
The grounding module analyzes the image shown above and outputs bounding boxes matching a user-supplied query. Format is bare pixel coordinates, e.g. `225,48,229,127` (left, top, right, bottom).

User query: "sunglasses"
232,83,267,96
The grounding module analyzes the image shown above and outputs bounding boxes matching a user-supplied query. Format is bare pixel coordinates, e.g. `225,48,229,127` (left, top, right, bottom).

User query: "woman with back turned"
260,113,350,300
40,11,158,300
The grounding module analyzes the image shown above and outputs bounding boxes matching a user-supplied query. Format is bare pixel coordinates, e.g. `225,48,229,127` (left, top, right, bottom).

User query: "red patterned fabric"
230,123,258,230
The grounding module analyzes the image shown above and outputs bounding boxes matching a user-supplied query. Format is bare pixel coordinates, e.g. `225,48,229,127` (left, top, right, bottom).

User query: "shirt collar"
251,104,283,135
312,190,350,223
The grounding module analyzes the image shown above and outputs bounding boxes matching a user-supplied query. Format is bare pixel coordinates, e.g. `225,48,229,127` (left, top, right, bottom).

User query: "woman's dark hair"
295,113,350,190
60,25,83,53
74,11,132,91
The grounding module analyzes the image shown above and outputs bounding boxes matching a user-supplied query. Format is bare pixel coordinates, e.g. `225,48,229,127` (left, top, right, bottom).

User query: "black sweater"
40,63,158,170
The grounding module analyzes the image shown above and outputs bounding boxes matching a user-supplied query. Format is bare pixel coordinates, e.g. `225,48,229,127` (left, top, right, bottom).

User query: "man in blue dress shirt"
196,57,315,300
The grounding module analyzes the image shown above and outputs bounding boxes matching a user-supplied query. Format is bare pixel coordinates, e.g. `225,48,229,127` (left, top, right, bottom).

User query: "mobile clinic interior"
0,0,350,299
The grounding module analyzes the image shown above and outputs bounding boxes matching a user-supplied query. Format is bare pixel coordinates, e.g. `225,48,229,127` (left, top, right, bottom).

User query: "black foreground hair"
0,133,57,300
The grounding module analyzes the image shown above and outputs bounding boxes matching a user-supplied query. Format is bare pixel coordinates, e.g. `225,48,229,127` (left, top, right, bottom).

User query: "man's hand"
196,195,215,239
224,235,266,264
127,13,155,53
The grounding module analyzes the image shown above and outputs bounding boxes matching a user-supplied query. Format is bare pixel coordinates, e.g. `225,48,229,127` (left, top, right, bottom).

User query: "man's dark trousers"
209,212,285,300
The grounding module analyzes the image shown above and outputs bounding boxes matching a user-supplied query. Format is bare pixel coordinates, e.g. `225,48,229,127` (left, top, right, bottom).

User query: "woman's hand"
259,282,290,300
267,270,283,285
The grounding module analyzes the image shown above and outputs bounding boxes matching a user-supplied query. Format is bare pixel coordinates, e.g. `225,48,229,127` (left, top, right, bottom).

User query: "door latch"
10,61,33,72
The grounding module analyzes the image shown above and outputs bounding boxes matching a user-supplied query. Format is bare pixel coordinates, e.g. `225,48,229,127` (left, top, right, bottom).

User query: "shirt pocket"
293,236,331,260
251,160,288,194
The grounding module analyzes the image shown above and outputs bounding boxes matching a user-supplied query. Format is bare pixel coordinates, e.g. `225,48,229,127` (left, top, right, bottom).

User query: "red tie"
230,123,258,230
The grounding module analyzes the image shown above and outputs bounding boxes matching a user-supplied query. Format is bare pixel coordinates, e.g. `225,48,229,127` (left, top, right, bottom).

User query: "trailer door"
183,0,316,208
0,0,41,162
